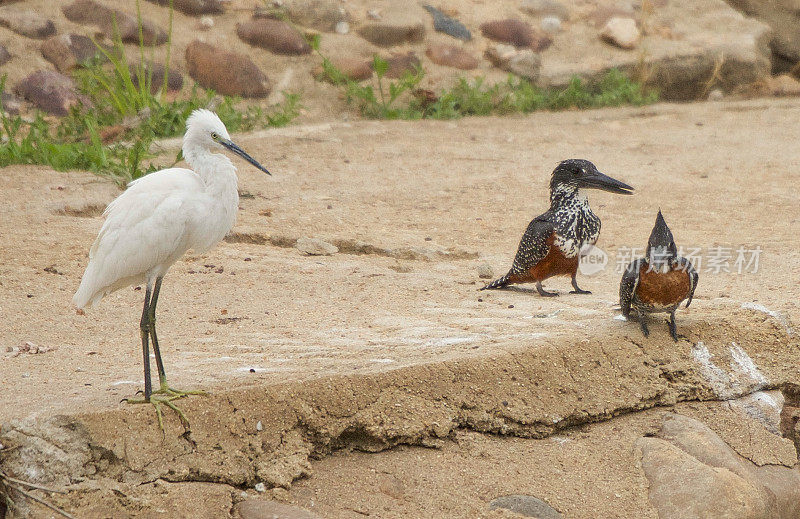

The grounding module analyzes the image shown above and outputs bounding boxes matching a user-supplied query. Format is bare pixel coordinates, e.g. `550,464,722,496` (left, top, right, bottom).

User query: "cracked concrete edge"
0,308,797,504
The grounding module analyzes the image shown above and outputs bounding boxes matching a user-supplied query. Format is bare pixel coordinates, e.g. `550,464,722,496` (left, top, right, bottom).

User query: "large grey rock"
723,0,800,65
638,414,800,519
185,40,270,98
539,0,772,100
62,0,167,45
0,8,55,39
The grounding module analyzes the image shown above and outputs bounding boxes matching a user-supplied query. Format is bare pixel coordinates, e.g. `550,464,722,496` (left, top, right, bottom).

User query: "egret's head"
550,159,634,197
184,109,271,175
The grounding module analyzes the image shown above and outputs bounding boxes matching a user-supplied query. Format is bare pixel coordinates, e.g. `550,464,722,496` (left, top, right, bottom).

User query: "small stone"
312,57,373,81
62,0,167,45
199,16,214,30
426,43,479,70
520,0,569,21
383,52,421,79
477,264,494,279
286,0,349,33
600,17,641,50
295,237,338,256
485,44,541,81
589,5,636,28
480,18,537,48
0,44,9,66
1,92,23,115
254,482,266,493
357,9,425,46
378,474,405,499
707,88,724,101
0,8,55,39
235,500,323,519
422,4,471,41
41,34,105,73
367,9,381,20
237,19,311,56
21,372,30,378
488,495,563,518
256,420,263,431
335,21,349,34
129,62,184,93
14,70,91,116
767,74,800,96
144,0,223,15
185,40,271,98
540,15,561,33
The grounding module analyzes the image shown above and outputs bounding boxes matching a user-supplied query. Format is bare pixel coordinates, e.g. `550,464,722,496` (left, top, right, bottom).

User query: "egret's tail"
480,273,512,291
73,265,105,310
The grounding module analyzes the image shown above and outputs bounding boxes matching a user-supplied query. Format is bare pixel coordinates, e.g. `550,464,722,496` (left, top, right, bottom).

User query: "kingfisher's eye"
211,132,218,140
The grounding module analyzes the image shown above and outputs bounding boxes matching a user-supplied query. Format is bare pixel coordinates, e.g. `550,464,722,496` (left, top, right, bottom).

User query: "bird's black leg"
638,312,650,338
536,281,559,297
139,285,153,400
148,277,168,388
569,273,591,295
668,312,678,342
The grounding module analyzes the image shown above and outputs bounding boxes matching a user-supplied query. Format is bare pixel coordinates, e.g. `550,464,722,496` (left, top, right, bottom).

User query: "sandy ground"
1,98,799,517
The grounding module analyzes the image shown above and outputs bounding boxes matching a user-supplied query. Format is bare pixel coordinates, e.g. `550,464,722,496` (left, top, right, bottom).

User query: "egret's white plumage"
72,109,271,424
73,109,253,309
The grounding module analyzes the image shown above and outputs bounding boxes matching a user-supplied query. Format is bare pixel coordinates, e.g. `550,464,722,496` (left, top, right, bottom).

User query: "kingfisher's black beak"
579,169,633,194
221,138,271,175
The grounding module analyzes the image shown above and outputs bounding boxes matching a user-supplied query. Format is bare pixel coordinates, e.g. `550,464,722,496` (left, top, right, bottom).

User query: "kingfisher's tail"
480,273,512,291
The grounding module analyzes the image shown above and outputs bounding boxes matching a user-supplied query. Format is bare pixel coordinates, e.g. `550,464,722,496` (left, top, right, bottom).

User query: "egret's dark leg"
536,281,559,297
140,285,153,399
569,273,591,295
668,312,679,342
148,277,168,387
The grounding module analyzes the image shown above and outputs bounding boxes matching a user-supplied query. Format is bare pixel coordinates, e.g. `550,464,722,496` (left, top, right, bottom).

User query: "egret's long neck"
184,146,239,220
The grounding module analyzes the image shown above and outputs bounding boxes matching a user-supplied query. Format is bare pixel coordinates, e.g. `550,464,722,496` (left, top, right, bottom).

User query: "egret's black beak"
221,139,271,175
579,169,633,194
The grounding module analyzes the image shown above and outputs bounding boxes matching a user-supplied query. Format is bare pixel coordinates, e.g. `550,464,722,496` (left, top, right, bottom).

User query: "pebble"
237,19,312,56
485,44,542,81
145,0,224,15
707,89,724,101
520,0,570,21
335,21,349,34
1,92,23,115
295,237,338,256
14,70,91,116
0,8,56,39
367,9,381,20
199,16,214,30
256,420,263,431
600,17,641,49
254,482,266,493
357,9,425,46
62,0,168,45
426,43,479,70
477,264,494,279
480,18,536,48
41,33,105,73
286,0,349,33
541,15,561,33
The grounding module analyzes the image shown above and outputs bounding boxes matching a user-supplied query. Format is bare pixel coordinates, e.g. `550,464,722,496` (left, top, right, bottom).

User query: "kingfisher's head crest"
646,210,678,266
549,159,634,196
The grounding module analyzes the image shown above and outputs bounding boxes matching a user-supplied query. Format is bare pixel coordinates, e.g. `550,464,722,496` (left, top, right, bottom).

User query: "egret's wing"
619,258,643,317
508,211,555,276
74,169,203,308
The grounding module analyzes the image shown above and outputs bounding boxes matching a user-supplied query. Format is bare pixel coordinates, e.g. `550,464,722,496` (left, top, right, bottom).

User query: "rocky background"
1,0,800,120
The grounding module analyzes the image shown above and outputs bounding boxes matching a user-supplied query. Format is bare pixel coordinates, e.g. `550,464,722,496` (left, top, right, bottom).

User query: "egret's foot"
124,387,206,433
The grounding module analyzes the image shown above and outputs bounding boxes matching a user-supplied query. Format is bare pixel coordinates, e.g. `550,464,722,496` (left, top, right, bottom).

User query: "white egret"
73,109,271,428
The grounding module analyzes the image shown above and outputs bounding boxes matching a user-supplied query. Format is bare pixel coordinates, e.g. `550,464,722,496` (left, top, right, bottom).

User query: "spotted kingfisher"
481,159,634,296
619,210,698,341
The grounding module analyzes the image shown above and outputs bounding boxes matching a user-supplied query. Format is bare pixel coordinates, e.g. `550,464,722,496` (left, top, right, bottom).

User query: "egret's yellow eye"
211,132,218,140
